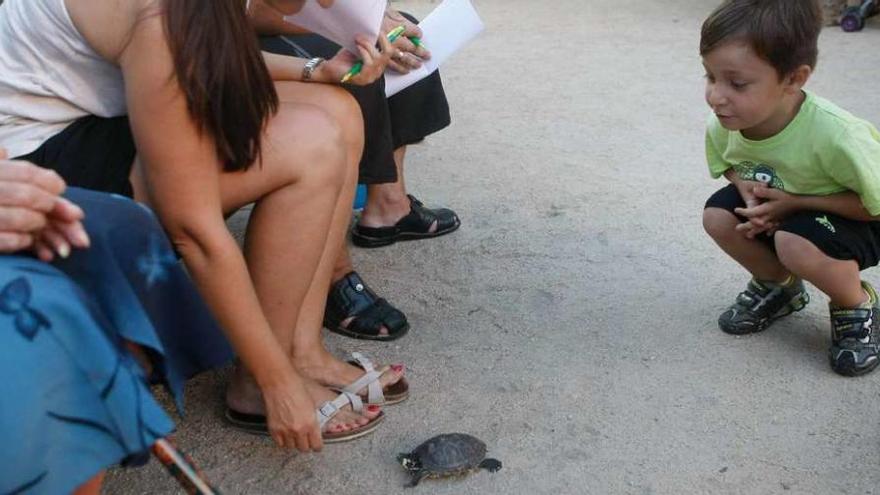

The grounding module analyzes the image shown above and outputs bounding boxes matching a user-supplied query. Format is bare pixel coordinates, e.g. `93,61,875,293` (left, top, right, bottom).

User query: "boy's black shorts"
705,184,880,271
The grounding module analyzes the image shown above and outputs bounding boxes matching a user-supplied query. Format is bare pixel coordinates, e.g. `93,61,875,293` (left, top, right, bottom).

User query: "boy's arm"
760,188,879,222
736,187,878,237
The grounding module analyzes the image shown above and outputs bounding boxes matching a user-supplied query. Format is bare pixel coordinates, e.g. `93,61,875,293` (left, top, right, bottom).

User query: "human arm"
262,33,393,85
119,14,320,452
248,0,312,36
0,148,89,260
250,0,394,84
735,186,879,237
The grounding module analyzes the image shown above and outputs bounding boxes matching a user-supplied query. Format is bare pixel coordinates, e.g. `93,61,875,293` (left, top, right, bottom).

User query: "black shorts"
259,11,452,185
15,116,136,198
705,183,880,270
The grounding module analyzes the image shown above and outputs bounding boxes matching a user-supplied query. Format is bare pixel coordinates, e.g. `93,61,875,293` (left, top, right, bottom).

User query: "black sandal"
352,195,461,248
323,272,409,341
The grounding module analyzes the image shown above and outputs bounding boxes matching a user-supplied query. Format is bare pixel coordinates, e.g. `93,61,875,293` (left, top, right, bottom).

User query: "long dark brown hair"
163,0,278,171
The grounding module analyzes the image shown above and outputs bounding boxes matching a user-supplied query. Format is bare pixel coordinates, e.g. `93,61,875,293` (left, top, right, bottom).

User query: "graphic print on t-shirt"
733,161,786,190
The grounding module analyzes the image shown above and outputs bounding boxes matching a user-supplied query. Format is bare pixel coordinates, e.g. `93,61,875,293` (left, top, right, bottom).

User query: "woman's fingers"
308,428,323,453
0,232,33,253
387,57,411,75
51,218,90,249
32,238,55,262
49,196,86,223
0,179,64,214
39,225,71,259
0,206,48,233
0,161,66,196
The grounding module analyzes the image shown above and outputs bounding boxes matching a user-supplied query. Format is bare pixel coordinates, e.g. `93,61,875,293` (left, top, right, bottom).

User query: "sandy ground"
106,1,880,493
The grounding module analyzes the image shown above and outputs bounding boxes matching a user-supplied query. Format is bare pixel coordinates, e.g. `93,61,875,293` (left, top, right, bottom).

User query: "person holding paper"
0,0,407,453
252,1,460,341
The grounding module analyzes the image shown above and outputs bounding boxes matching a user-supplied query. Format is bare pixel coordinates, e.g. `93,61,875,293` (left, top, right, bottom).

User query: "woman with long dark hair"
0,0,407,490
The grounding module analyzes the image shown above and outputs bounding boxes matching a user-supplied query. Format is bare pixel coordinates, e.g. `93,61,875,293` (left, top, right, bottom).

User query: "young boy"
701,0,880,376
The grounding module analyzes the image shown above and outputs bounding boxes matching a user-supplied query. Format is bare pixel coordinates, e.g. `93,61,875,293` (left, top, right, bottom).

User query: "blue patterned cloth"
0,188,233,495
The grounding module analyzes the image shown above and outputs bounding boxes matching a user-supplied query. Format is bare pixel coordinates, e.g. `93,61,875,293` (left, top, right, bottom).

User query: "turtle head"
397,453,421,471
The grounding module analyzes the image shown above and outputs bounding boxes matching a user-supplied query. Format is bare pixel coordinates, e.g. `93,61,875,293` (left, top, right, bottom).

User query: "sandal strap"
355,195,459,238
316,391,363,429
328,272,379,317
400,194,459,233
324,272,408,337
343,352,386,404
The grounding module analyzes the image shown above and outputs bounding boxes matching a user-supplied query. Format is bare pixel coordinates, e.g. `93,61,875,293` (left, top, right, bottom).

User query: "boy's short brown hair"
700,0,823,78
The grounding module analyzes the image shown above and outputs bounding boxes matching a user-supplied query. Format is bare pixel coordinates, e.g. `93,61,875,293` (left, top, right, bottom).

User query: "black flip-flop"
352,195,460,248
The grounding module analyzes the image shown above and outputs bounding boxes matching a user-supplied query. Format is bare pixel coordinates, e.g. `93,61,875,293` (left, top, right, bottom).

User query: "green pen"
341,25,406,83
409,36,425,49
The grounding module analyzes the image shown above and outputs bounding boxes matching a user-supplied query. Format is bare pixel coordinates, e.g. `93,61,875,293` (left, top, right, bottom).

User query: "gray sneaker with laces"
718,278,810,335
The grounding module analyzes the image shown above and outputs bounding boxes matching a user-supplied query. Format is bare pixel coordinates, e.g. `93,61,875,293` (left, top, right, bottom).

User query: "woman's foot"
225,366,380,434
294,348,406,400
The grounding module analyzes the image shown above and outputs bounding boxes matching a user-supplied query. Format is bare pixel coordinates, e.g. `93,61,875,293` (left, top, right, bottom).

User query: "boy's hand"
734,185,800,239
733,179,764,209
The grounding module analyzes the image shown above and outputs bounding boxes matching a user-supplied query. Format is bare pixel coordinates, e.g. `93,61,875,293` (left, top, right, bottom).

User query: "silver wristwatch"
302,57,325,82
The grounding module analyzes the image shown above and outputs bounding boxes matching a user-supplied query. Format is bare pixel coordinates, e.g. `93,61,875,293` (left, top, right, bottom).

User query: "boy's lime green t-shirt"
706,91,880,215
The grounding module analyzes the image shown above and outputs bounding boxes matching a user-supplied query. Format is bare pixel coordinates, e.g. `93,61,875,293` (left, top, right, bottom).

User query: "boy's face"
703,41,803,139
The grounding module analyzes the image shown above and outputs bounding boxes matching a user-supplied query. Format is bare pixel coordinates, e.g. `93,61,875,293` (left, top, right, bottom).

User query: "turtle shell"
412,433,487,474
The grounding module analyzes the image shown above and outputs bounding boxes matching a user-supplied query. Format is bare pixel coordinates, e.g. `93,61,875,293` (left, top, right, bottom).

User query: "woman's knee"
272,103,348,190
319,85,364,153
276,82,364,150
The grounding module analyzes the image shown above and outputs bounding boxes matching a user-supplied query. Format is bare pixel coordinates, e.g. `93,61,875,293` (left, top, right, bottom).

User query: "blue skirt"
0,188,233,494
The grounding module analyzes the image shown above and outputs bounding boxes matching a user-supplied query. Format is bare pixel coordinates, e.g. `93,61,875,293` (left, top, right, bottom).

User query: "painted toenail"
367,405,381,412
391,364,404,373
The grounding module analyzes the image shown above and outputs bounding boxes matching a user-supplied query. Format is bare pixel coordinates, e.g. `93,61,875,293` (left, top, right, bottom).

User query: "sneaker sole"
829,349,880,377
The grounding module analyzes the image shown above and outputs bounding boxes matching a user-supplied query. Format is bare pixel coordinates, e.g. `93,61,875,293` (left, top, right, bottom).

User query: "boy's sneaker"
718,278,810,335
829,282,880,377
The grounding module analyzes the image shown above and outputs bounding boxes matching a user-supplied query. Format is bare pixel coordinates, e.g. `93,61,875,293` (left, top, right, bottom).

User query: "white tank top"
0,0,126,158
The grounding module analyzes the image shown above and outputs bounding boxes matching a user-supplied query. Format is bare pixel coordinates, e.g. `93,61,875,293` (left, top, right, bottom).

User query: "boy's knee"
703,207,738,240
774,231,816,272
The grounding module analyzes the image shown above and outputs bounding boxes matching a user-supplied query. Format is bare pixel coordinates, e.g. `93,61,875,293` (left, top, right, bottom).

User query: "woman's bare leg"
131,98,377,429
273,82,405,390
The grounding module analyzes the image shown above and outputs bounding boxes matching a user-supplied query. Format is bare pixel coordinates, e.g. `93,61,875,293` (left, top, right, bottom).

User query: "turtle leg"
406,471,429,488
479,459,502,473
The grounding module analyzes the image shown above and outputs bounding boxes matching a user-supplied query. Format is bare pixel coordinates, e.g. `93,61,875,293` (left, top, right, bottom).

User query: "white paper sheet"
384,0,485,97
283,0,387,55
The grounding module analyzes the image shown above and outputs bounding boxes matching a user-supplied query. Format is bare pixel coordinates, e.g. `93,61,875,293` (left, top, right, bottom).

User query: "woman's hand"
261,373,323,452
383,8,431,74
0,148,89,259
318,33,394,85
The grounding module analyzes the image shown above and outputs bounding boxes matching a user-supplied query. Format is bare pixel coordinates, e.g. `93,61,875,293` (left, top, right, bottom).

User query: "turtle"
397,433,502,487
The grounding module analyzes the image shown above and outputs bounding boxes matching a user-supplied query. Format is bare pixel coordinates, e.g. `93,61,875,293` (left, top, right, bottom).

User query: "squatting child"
700,0,880,376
